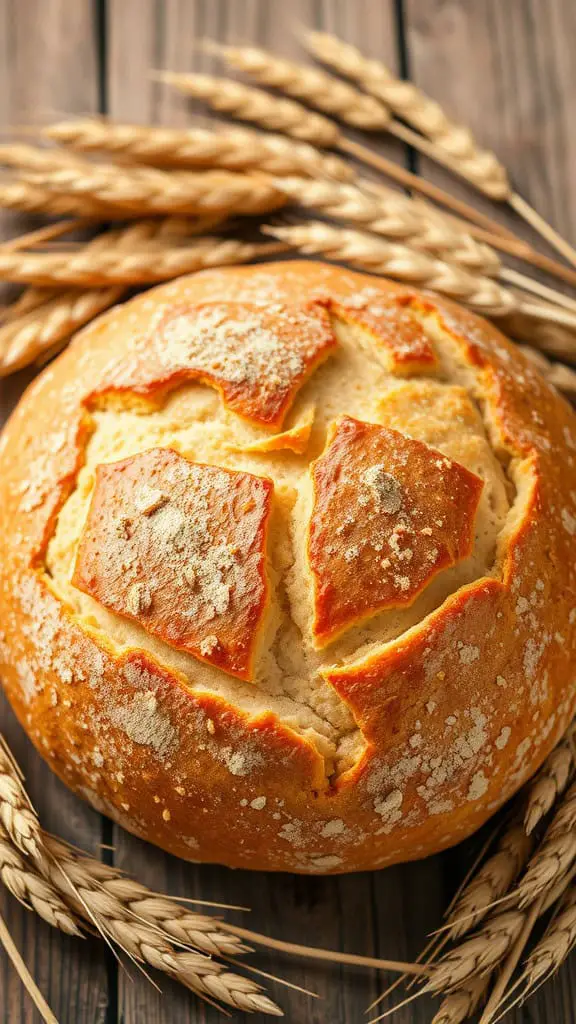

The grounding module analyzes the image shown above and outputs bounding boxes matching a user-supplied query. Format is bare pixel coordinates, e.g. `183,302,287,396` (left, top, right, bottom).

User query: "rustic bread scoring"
0,260,574,874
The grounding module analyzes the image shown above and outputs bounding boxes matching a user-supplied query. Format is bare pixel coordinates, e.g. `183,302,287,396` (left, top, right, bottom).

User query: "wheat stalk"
0,142,81,172
0,237,286,287
515,783,576,909
271,176,500,274
0,286,122,375
0,179,118,217
431,977,488,1024
302,31,509,199
152,69,340,145
446,822,534,940
264,221,517,316
303,30,576,267
0,825,81,937
153,69,526,241
524,733,575,835
207,41,392,131
21,163,286,217
266,221,576,329
48,115,342,175
45,116,354,180
426,911,526,993
523,884,576,990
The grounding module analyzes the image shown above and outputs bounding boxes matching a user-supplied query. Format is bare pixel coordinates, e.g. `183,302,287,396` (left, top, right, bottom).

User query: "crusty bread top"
0,260,574,873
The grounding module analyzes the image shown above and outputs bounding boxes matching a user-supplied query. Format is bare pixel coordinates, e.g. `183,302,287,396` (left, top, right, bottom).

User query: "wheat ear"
267,221,576,329
0,825,81,936
39,841,281,1016
515,782,576,909
0,742,46,859
0,286,122,376
431,977,488,1024
152,69,340,145
208,41,391,130
0,142,81,172
0,238,286,287
523,884,576,992
271,176,500,274
44,117,353,180
264,221,517,316
0,179,118,217
21,163,286,217
426,911,526,993
304,30,576,266
524,732,575,835
445,822,534,940
303,31,509,199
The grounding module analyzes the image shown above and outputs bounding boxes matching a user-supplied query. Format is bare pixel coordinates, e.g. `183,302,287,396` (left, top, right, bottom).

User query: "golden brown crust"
0,260,575,874
308,415,484,644
72,447,273,680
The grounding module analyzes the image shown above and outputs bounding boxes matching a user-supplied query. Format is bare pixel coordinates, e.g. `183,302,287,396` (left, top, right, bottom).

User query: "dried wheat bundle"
303,30,576,266
45,117,353,180
523,732,575,835
446,822,533,940
265,221,517,317
21,163,286,217
153,69,340,145
303,31,509,199
154,69,522,240
271,176,500,274
0,237,285,287
208,41,392,130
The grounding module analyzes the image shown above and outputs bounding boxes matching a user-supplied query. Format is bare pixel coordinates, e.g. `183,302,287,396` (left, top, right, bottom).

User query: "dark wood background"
1,1,575,1021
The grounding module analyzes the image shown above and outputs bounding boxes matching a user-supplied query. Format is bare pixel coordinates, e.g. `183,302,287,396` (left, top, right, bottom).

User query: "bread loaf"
0,261,574,873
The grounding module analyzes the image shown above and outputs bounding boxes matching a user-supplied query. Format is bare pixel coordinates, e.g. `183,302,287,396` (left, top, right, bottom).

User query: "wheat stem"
509,192,576,269
44,118,353,180
0,910,59,1024
218,922,427,976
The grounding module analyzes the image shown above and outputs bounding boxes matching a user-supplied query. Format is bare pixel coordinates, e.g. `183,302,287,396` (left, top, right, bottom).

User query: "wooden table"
1,2,575,1021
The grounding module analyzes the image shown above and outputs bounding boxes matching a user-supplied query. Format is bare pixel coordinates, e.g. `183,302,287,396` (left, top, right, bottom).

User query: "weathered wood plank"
0,2,109,1022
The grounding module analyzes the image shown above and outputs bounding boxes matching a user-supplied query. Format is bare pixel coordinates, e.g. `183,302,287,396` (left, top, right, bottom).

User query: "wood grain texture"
1,1,576,1022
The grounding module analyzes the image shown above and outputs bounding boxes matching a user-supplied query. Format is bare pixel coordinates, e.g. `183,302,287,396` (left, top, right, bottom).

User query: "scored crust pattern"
307,415,484,645
0,261,575,874
72,447,273,680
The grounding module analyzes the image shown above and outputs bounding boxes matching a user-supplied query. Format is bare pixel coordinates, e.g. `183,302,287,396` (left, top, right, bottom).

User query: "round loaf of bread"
0,261,575,873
